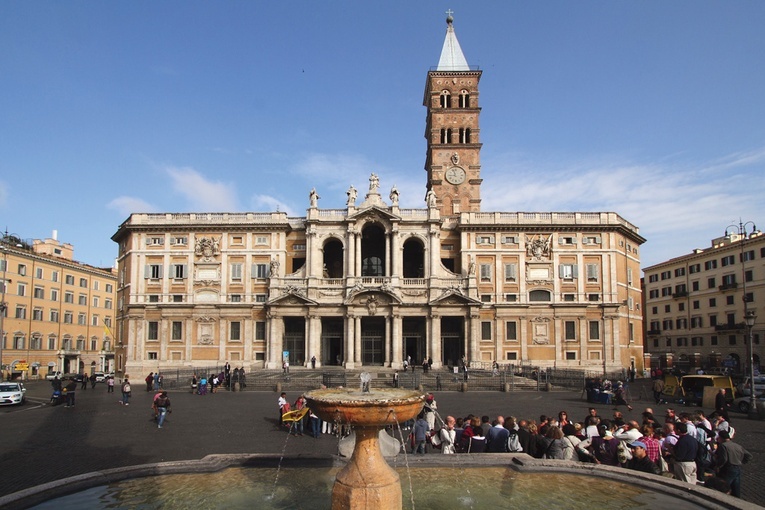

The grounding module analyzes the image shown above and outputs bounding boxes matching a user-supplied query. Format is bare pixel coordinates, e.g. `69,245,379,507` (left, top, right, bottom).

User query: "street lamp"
744,310,759,419
724,219,760,420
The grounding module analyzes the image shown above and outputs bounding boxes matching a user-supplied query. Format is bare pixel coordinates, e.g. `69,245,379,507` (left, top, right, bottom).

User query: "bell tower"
424,12,482,216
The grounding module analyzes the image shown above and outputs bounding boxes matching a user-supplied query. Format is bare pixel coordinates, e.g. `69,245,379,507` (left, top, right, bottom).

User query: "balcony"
714,323,744,332
672,291,688,299
718,283,738,291
647,329,661,336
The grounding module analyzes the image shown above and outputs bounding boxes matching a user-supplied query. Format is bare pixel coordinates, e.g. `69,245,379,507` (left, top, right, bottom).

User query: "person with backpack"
120,377,132,405
155,391,172,429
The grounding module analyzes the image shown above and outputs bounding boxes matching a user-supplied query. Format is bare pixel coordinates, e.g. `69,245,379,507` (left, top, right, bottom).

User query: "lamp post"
744,310,759,419
724,219,760,419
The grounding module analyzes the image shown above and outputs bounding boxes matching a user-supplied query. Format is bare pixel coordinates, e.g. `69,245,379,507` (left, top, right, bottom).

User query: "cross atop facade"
445,9,454,18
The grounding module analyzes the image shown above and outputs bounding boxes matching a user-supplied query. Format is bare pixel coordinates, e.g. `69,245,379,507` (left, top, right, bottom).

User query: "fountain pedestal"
304,388,424,510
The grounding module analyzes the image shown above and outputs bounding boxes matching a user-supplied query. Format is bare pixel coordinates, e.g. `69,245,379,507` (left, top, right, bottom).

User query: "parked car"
732,394,765,413
64,374,85,383
704,367,732,376
45,372,62,381
736,376,765,397
94,372,106,382
0,382,26,405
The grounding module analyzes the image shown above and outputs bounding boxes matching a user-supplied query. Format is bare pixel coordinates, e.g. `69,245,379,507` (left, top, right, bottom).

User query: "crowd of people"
401,396,752,498
276,387,753,499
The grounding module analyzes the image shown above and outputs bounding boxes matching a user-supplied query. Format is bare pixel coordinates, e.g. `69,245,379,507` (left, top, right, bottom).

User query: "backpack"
507,432,523,452
123,382,131,393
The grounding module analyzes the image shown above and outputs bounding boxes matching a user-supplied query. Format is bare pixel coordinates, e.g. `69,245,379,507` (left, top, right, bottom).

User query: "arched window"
459,128,472,143
439,90,451,108
459,90,470,108
529,289,552,302
440,128,447,144
361,224,386,277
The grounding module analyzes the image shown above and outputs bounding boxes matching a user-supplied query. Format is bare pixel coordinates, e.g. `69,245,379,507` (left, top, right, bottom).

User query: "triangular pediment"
347,206,401,222
268,287,318,306
430,287,481,306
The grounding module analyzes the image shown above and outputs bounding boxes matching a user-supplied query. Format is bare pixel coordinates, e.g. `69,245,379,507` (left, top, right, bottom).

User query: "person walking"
412,412,429,454
107,376,115,393
155,391,172,429
652,377,665,404
714,430,752,498
120,377,132,405
64,378,77,408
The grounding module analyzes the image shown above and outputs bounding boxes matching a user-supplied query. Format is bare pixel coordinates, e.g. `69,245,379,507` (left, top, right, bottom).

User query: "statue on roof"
389,185,399,206
369,173,380,193
346,185,357,207
309,188,320,208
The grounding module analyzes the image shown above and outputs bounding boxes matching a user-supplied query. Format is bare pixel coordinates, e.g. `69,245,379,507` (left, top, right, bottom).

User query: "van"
679,375,736,406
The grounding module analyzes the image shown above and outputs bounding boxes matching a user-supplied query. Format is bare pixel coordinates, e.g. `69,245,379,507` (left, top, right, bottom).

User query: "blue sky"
1,1,764,270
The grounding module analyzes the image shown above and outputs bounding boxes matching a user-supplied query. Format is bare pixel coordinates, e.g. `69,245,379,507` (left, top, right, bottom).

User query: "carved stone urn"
304,388,425,510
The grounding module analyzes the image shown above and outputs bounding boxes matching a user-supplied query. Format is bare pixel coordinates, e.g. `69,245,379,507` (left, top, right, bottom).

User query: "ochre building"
112,16,645,376
0,233,117,379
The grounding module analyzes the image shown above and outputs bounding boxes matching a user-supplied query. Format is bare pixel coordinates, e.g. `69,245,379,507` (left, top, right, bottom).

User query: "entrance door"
321,318,345,365
283,318,306,365
402,317,426,365
441,316,464,367
361,317,385,366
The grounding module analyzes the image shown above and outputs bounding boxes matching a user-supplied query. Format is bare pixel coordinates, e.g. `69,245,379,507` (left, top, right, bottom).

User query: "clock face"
445,167,466,185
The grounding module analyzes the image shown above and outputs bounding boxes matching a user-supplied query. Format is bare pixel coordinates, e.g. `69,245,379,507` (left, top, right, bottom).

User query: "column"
267,313,282,369
468,313,480,363
185,318,194,363
390,228,400,278
354,316,362,365
430,314,442,369
345,314,355,369
347,229,356,277
385,231,391,277
384,315,391,366
308,315,321,367
391,314,402,369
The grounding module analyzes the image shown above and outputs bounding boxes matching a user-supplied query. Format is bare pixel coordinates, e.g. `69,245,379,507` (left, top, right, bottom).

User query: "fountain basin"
8,454,753,510
303,388,425,426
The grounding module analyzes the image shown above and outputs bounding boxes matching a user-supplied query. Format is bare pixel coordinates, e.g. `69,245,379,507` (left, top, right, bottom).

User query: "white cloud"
164,166,239,211
482,147,765,268
250,194,297,217
106,196,158,217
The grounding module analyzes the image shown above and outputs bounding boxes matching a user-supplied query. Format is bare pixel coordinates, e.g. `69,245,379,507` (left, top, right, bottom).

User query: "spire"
437,10,470,71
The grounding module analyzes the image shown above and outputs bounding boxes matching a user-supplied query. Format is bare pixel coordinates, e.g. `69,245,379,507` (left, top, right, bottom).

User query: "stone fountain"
304,387,424,510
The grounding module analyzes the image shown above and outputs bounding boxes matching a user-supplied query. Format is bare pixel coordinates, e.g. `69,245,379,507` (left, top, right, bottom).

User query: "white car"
732,394,765,414
736,376,765,397
45,372,62,381
0,382,26,405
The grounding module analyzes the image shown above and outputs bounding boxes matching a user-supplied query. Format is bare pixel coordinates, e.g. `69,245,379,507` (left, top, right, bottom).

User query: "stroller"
50,389,64,406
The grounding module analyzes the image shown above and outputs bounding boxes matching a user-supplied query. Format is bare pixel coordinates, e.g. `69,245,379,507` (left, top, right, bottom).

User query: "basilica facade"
112,16,645,376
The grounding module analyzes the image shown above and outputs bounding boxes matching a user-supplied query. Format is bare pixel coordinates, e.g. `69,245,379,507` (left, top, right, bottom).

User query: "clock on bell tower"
424,12,482,216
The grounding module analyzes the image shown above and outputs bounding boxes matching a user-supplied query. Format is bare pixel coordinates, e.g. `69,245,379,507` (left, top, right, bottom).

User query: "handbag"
617,440,632,464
